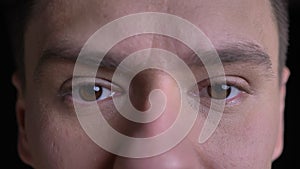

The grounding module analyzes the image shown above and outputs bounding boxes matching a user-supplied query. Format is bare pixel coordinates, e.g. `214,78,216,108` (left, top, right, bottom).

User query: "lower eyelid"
198,91,246,111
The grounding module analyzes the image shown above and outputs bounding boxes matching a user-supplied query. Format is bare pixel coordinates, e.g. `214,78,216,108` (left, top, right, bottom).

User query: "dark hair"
270,0,289,75
5,0,36,83
9,0,289,82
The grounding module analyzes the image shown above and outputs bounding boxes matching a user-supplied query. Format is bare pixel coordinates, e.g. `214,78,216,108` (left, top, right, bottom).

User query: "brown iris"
207,84,231,99
78,84,103,101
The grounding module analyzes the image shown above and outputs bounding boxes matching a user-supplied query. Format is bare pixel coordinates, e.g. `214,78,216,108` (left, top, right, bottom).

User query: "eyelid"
73,77,113,89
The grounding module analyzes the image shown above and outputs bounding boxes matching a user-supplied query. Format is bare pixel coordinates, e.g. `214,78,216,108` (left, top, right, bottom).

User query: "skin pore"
12,0,290,169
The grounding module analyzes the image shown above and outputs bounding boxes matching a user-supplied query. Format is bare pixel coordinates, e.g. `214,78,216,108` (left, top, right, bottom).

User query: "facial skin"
12,0,290,168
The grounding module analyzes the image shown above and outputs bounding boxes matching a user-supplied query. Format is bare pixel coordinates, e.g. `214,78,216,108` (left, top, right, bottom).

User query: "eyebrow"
34,41,274,80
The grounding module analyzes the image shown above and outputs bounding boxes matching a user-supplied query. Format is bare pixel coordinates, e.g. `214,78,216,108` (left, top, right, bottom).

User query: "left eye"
205,83,241,100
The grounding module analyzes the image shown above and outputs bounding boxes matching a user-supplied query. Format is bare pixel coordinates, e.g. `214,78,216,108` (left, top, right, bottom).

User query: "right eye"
74,83,115,102
60,78,120,104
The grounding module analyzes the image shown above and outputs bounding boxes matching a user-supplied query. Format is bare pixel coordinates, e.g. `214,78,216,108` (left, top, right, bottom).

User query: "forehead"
25,0,279,72
29,0,277,47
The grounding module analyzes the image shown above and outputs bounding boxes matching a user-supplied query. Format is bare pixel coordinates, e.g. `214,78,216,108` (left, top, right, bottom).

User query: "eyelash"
59,76,252,107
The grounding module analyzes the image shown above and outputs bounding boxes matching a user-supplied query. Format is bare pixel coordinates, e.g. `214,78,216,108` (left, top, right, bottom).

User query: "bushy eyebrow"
34,41,274,81
217,42,273,69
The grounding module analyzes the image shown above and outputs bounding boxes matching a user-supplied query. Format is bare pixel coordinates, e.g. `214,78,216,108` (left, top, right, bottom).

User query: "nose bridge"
112,54,204,169
129,69,180,137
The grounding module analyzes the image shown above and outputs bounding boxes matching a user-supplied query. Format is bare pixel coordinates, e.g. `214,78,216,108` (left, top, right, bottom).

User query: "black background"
1,1,299,168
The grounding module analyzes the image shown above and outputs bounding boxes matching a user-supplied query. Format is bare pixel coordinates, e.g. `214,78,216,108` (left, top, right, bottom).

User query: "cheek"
189,95,280,168
25,99,113,169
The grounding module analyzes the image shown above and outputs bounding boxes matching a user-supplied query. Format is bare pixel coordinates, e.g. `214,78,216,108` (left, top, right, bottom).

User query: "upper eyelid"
72,77,112,87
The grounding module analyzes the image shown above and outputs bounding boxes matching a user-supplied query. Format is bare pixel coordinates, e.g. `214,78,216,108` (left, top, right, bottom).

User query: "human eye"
205,83,240,101
59,77,121,104
190,76,253,106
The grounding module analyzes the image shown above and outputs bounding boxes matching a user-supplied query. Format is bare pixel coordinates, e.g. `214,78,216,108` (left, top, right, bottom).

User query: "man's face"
14,0,289,168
